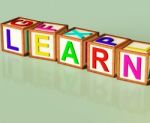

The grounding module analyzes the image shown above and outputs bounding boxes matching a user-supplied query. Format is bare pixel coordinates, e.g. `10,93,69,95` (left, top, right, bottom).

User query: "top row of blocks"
1,17,150,85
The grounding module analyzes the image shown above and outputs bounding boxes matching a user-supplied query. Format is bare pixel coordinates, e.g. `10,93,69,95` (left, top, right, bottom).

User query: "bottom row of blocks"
1,17,150,85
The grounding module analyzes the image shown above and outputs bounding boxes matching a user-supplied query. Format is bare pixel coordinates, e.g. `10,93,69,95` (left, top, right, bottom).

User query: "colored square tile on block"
1,17,39,56
117,41,150,85
57,27,99,69
87,34,131,77
29,22,68,61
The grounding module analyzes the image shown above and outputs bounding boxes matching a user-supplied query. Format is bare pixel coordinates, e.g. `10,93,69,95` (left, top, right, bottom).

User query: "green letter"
61,41,79,64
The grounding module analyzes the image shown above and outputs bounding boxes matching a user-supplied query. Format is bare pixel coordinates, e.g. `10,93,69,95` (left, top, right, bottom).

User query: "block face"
64,28,94,39
89,44,114,76
3,26,23,54
34,22,65,32
1,17,39,55
30,32,55,59
87,34,130,77
119,51,146,83
7,17,37,28
124,42,150,53
95,34,129,47
57,27,98,69
59,37,81,67
29,22,68,60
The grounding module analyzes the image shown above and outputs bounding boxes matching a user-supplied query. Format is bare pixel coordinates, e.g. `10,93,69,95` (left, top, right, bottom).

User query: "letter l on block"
6,29,19,51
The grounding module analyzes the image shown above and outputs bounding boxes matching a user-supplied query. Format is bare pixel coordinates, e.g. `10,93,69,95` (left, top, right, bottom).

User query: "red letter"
92,47,109,72
11,19,33,26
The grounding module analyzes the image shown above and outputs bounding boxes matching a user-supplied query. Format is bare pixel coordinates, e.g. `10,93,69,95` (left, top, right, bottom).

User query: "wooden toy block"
57,27,99,69
117,41,150,85
29,22,68,61
87,34,131,77
1,17,39,56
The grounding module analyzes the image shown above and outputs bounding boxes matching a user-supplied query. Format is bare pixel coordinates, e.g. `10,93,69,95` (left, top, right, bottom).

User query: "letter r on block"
92,47,109,72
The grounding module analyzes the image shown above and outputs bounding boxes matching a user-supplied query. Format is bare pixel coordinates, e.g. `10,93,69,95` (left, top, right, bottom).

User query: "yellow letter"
35,34,50,57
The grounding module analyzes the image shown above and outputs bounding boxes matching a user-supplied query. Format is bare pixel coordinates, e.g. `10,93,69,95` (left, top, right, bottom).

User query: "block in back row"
1,17,150,85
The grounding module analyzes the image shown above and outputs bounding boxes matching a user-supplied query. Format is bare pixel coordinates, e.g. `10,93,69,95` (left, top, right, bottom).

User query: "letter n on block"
117,41,150,85
1,17,39,56
29,22,68,61
57,27,99,69
87,34,131,77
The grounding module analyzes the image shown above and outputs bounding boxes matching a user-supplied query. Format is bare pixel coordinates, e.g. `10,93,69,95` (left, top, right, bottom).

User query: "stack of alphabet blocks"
1,17,150,85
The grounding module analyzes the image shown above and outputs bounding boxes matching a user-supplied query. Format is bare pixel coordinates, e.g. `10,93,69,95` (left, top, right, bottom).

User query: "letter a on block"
92,47,109,72
61,41,79,64
35,34,50,57
123,54,142,80
6,29,19,51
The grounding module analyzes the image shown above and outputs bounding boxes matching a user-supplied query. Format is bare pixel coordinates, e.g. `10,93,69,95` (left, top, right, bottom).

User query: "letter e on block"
29,22,68,61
